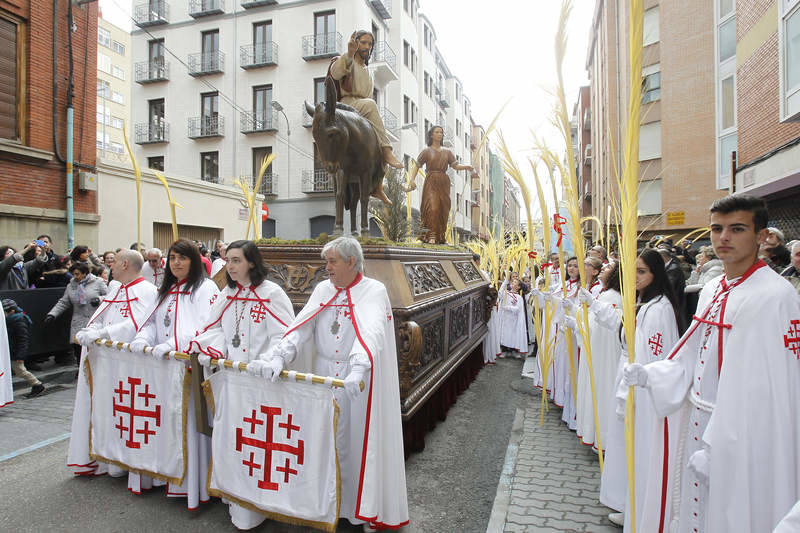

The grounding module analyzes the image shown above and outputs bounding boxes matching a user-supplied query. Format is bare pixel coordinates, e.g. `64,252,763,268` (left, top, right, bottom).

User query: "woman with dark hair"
575,261,622,451
187,239,294,529
581,248,680,528
405,125,475,243
128,238,219,509
45,262,108,364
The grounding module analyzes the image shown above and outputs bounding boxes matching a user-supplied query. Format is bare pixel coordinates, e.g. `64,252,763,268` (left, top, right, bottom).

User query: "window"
112,65,125,80
780,0,800,120
98,27,111,47
718,18,735,62
404,95,410,124
314,10,336,54
643,7,659,46
716,1,737,187
424,118,430,134
404,0,410,15
148,156,164,171
149,38,165,64
424,72,432,97
720,75,735,130
111,91,124,104
112,40,125,55
719,133,737,184
97,103,110,125
455,84,461,102
642,64,661,104
252,146,273,189
253,84,273,127
97,79,110,98
111,116,123,129
201,30,220,71
98,52,111,73
201,151,219,182
149,98,165,139
638,121,661,161
403,40,410,68
456,119,462,138
253,20,273,63
314,77,326,104
97,131,109,150
638,179,662,215
201,92,219,135
110,142,124,154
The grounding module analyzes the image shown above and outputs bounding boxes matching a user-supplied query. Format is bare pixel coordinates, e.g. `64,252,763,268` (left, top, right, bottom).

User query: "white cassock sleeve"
186,286,233,358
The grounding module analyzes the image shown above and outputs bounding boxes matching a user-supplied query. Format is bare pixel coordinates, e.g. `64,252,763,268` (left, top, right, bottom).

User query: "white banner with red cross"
203,370,340,533
87,344,188,484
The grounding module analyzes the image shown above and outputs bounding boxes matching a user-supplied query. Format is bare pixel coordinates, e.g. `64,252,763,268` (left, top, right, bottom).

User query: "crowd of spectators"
0,236,222,398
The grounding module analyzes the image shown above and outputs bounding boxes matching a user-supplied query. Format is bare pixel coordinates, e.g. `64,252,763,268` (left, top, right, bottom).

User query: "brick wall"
737,0,800,165
0,0,98,214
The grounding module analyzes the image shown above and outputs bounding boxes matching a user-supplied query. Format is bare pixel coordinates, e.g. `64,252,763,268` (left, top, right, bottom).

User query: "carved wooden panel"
264,263,328,295
448,300,470,349
471,294,485,333
412,314,445,383
403,261,453,298
453,260,483,284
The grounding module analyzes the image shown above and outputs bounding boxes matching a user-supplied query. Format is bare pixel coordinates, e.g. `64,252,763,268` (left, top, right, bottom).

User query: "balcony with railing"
134,2,169,26
302,102,314,127
240,42,278,69
240,110,278,134
302,169,334,193
135,60,169,84
436,84,451,108
135,123,169,144
369,0,392,19
442,126,454,147
240,174,278,196
188,51,224,76
188,115,224,138
379,106,399,142
370,41,397,85
189,0,224,18
241,0,277,7
302,32,342,61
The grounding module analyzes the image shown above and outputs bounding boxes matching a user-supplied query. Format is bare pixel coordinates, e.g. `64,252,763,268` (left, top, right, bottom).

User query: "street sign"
666,211,685,226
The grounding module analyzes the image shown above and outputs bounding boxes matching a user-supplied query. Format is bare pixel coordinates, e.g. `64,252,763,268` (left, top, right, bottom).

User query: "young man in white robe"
71,249,158,476
623,195,800,533
129,239,219,510
187,239,294,530
265,237,409,531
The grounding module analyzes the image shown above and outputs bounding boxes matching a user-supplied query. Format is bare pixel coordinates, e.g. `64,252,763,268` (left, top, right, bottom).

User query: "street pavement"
0,356,619,532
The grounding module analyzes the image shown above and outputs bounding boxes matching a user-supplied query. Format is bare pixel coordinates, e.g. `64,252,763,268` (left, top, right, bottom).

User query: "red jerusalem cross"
119,305,129,318
112,377,162,449
648,332,664,357
235,406,304,491
784,319,800,359
250,302,268,323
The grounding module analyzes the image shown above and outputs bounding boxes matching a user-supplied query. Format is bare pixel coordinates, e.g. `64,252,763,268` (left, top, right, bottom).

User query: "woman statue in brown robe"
406,125,474,244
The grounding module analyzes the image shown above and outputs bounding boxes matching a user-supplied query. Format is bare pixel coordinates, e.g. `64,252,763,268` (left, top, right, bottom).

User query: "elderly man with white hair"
141,247,166,287
264,236,408,531
70,249,159,476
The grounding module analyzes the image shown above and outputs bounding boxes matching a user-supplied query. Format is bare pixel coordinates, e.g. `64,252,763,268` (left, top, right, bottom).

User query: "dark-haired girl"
128,239,219,509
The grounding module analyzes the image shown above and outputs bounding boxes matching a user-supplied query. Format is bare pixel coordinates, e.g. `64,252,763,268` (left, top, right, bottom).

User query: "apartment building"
733,0,800,238
488,149,504,237
586,0,726,242
0,0,98,251
503,176,520,231
470,122,491,240
97,14,131,165
570,85,591,221
129,0,477,240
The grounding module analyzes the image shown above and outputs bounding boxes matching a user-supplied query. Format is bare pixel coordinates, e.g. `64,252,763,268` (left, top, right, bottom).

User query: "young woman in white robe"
128,239,220,510
498,278,528,355
555,258,581,430
186,240,295,530
586,249,681,529
575,259,620,449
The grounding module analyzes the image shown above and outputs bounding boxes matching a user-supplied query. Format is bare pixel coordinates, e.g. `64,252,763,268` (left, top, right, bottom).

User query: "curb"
486,407,524,533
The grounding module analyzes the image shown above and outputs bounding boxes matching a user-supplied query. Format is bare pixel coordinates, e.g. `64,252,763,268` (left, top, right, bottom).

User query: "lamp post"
271,100,290,195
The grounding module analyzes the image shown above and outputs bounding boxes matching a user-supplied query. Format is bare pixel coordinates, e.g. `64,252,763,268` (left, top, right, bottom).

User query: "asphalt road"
0,358,530,532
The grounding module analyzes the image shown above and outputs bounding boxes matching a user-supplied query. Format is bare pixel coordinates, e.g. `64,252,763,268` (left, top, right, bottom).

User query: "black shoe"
26,384,45,398
25,362,42,371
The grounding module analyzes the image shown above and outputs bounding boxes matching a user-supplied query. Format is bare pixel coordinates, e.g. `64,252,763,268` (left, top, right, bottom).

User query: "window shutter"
0,18,17,140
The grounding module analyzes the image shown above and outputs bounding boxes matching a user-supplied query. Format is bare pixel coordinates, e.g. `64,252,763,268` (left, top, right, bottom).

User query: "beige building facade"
586,0,726,243
470,122,491,240
97,14,131,165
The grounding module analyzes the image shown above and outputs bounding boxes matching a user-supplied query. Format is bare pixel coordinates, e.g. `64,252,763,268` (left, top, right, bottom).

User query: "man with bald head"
68,249,160,476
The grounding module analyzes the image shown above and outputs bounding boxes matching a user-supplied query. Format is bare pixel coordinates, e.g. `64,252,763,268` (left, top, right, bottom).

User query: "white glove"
343,365,367,399
76,327,107,347
152,342,172,359
553,299,566,324
562,297,577,314
129,338,149,353
245,359,267,377
562,315,578,331
577,287,594,305
622,362,648,387
687,448,710,486
529,288,545,308
262,356,285,382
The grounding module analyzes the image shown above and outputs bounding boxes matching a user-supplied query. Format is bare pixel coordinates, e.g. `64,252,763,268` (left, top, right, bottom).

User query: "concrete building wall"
0,0,98,252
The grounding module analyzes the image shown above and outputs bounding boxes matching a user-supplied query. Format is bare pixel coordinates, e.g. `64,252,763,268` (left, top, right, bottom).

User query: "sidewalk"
12,359,78,391
488,357,619,533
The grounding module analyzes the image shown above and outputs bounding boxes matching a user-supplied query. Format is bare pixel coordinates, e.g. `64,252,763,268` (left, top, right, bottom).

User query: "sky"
98,0,595,221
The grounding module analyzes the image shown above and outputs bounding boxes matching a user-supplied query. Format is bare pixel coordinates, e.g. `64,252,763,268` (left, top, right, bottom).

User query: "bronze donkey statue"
305,77,385,237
